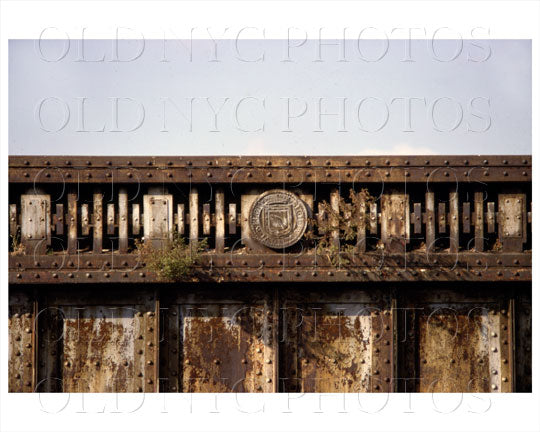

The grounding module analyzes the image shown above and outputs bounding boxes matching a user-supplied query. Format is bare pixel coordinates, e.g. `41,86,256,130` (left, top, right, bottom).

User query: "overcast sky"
9,39,531,155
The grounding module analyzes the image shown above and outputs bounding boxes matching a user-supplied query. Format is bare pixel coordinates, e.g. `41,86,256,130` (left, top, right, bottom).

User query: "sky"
9,39,531,155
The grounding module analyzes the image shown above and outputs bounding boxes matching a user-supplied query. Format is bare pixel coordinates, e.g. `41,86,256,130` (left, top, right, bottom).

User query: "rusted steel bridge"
8,155,531,393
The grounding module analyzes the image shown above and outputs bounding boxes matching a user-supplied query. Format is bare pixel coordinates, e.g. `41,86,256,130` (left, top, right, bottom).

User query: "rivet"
256,348,262,353
491,384,497,390
422,359,427,364
450,359,455,364
503,359,508,364
502,377,508,382
374,385,380,390
241,359,247,364
491,347,497,352
137,387,143,392
492,370,497,375
85,273,91,278
266,378,272,383
491,332,497,337
266,359,272,364
147,360,153,365
24,327,32,333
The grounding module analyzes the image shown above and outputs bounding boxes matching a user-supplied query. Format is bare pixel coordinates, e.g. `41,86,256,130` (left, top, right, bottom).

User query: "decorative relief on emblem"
248,190,308,249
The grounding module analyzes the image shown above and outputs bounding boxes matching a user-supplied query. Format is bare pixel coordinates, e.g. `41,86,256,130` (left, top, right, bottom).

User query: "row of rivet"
9,312,34,392
20,157,531,168
11,254,532,270
371,308,393,392
14,168,531,181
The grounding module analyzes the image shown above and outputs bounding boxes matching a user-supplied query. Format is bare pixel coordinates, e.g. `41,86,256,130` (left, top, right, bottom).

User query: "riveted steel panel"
8,290,36,392
280,288,393,393
21,194,51,255
163,288,275,393
143,194,173,248
400,291,515,393
499,194,527,252
381,192,409,252
35,288,158,393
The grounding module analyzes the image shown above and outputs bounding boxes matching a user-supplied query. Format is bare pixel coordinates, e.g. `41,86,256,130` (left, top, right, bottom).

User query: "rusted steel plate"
163,288,274,392
8,290,36,392
143,193,173,248
8,267,532,284
408,300,514,393
35,289,158,393
9,252,532,270
21,194,51,255
380,192,409,252
9,166,531,184
62,306,138,392
9,155,532,168
280,289,393,393
499,194,527,252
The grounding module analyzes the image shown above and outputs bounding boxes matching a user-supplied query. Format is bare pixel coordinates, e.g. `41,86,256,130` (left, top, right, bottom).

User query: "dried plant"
10,230,26,256
305,188,375,266
135,234,207,282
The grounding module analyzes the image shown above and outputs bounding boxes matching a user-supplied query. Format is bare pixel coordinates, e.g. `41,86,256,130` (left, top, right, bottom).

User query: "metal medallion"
248,190,308,249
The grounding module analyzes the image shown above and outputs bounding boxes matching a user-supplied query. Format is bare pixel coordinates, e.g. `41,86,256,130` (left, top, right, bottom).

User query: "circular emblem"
249,190,308,249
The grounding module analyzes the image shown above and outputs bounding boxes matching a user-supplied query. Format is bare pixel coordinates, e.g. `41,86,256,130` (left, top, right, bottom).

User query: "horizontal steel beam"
9,252,531,269
9,252,531,284
9,267,531,284
9,155,532,183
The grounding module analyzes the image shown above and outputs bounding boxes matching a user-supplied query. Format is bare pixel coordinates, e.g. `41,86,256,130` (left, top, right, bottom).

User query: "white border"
1,1,538,431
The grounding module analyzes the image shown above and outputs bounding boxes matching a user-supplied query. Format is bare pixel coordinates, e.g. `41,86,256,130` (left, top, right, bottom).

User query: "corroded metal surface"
397,289,519,393
8,252,533,284
8,283,531,393
7,155,533,394
161,288,275,393
34,288,158,393
8,290,36,392
8,155,532,183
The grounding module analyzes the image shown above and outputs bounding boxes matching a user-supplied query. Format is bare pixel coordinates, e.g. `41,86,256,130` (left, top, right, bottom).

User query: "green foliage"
136,234,207,282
